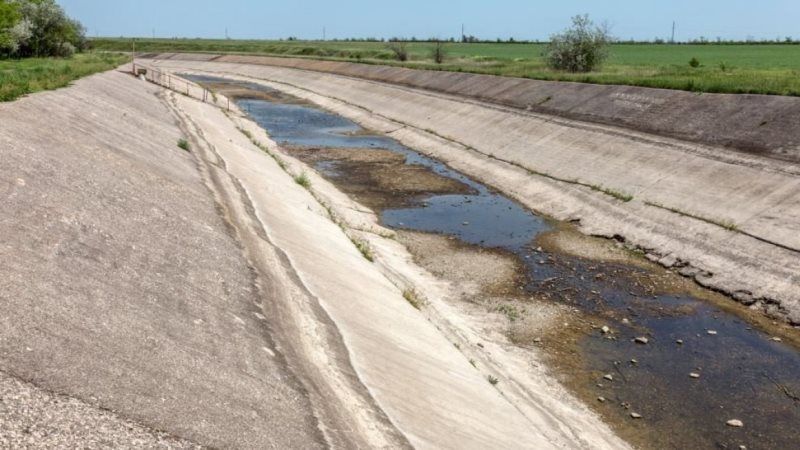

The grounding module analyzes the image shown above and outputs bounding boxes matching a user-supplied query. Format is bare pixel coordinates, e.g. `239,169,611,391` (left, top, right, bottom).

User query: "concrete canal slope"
141,56,800,325
0,69,627,448
146,53,800,163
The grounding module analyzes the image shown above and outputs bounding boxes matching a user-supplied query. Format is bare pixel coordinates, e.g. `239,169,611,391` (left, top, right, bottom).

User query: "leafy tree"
544,14,612,72
1,0,85,58
0,0,21,54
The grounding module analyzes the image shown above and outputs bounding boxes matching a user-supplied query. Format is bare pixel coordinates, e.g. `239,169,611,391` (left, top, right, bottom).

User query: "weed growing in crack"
294,172,311,189
402,289,425,310
487,375,500,385
177,138,190,151
350,236,375,262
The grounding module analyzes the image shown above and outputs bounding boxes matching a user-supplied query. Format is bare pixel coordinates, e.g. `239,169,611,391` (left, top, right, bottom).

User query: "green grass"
403,289,425,310
94,37,800,95
294,172,311,188
0,52,129,102
177,138,190,151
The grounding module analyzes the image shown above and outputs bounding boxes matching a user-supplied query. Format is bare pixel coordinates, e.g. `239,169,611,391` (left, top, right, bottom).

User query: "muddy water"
189,75,800,449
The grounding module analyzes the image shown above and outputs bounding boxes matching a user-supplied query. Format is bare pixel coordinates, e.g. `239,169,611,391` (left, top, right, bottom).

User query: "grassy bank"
0,53,129,102
94,38,800,96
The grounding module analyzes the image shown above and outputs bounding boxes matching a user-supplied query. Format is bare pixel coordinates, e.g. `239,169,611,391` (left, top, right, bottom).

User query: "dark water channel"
187,75,800,449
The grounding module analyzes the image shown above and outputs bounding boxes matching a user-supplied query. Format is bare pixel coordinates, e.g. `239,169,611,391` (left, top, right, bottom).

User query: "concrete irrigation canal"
2,54,800,449
182,74,800,449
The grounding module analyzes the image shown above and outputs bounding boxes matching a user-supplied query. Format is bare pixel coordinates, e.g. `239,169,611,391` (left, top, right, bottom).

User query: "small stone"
462,221,469,226
676,339,684,345
707,330,718,335
630,412,642,419
726,419,744,428
597,396,606,403
603,374,613,381
601,326,610,334
621,318,630,325
630,359,638,364
739,446,747,450
771,337,783,342
533,338,542,344
634,336,649,344
689,372,700,378
535,247,543,252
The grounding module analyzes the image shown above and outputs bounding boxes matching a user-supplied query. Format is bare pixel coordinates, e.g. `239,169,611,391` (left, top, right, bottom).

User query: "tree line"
0,0,87,58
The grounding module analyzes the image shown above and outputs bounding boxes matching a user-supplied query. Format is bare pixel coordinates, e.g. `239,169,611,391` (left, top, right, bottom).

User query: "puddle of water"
193,75,800,449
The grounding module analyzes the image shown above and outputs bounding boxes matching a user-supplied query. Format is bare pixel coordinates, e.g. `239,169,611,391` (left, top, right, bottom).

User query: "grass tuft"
177,138,190,151
294,172,311,188
402,288,425,310
487,375,500,385
349,236,374,262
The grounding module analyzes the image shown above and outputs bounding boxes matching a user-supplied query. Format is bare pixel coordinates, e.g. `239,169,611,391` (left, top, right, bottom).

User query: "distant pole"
225,27,229,39
461,24,464,42
323,26,326,41
671,21,676,43
152,28,155,39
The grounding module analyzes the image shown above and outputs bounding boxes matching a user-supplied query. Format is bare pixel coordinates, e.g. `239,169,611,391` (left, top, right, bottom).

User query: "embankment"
144,53,800,163
141,56,800,324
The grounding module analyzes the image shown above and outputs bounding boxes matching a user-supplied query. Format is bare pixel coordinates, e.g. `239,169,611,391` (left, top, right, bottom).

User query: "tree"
431,40,446,64
544,14,612,72
387,41,408,61
1,0,85,58
0,0,21,54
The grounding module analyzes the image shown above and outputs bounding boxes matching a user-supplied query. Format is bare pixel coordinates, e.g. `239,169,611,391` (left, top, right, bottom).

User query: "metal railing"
131,62,232,111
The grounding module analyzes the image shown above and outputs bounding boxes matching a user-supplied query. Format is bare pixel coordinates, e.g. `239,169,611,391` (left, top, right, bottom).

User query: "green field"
92,38,800,96
0,53,129,102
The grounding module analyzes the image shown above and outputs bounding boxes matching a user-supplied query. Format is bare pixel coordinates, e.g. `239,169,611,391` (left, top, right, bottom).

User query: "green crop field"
92,38,800,96
0,53,129,102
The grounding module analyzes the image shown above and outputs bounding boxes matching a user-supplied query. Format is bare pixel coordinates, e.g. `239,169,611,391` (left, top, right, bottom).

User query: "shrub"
431,41,446,64
544,14,612,73
2,0,87,58
689,57,700,68
387,41,408,61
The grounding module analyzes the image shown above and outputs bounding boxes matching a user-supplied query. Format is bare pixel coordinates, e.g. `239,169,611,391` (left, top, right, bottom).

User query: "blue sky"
61,0,800,42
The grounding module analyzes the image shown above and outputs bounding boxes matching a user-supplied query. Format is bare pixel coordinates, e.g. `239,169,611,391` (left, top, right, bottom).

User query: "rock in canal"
726,419,744,428
634,336,649,344
630,412,642,419
689,372,700,378
603,374,613,381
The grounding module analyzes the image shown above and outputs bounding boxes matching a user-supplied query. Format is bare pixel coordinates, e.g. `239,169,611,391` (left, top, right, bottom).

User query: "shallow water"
190,75,800,449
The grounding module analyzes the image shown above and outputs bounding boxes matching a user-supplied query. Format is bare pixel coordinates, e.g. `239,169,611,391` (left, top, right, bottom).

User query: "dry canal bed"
187,75,800,449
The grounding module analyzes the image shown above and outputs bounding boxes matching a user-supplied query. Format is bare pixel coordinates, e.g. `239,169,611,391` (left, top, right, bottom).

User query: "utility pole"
225,27,229,40
323,26,326,41
152,28,155,39
461,24,465,42
671,21,676,43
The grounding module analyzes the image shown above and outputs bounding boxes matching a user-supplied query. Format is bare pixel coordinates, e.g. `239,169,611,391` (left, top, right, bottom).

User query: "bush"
387,42,408,61
0,0,86,58
431,41,446,64
544,14,612,73
689,57,700,68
